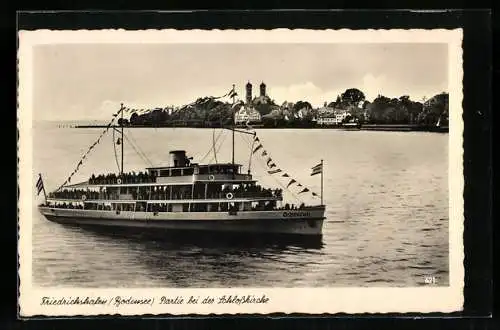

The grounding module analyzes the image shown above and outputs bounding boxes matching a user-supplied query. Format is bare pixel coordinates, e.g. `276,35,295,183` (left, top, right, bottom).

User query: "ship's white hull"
39,206,325,236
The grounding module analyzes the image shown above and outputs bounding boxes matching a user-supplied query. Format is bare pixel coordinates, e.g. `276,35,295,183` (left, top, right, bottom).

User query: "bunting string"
248,133,321,200
112,126,121,172
55,106,124,191
239,133,302,203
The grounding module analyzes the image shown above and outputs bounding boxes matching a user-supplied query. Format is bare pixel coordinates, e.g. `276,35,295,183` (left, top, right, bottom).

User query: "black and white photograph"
18,28,464,315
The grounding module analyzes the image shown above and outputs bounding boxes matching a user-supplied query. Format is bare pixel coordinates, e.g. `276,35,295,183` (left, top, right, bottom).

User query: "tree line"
120,88,449,128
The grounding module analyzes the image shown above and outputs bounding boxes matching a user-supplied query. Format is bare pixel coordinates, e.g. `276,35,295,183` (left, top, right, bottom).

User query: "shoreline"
71,124,449,133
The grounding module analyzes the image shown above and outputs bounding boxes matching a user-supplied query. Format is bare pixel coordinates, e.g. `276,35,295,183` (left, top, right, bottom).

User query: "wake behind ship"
36,88,326,238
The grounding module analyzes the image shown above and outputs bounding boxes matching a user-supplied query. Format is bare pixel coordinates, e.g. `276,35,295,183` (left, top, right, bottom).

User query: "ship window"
160,170,169,177
171,169,181,176
184,168,194,175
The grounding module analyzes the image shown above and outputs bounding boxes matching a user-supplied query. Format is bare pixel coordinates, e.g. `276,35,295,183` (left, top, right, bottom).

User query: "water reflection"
53,223,325,287
72,223,324,250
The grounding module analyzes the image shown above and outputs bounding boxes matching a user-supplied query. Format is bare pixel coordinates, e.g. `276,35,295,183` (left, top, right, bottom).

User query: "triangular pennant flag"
299,188,310,194
253,144,263,154
297,183,303,187
268,169,282,174
312,192,318,197
269,163,277,168
282,173,290,177
266,158,273,166
262,150,268,157
287,179,296,188
254,136,260,142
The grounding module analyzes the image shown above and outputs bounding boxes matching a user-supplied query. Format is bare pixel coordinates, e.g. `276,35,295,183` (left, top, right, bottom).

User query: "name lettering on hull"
282,211,311,217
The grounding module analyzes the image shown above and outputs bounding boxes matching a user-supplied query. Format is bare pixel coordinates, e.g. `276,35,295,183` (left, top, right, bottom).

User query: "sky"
33,43,448,121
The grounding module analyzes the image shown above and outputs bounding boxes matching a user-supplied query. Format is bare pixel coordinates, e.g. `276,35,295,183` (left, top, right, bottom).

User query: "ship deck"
64,178,257,189
46,196,283,203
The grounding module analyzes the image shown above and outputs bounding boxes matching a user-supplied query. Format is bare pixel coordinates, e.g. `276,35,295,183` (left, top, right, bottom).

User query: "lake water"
31,123,449,287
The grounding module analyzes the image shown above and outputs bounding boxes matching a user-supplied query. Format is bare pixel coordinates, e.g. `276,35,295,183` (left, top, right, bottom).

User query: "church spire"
260,81,266,97
246,81,253,104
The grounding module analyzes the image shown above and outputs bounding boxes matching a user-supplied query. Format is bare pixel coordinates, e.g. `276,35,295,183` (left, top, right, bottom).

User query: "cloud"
267,82,341,107
361,74,388,101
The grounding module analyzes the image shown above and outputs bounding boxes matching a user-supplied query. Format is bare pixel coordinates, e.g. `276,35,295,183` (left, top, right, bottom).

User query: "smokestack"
169,150,187,167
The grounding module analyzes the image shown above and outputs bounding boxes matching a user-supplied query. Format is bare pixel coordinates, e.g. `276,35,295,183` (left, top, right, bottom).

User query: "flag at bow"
311,161,323,176
36,174,44,196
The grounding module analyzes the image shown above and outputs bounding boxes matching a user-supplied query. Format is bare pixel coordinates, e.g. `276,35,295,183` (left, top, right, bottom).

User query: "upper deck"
66,151,255,189
147,163,253,184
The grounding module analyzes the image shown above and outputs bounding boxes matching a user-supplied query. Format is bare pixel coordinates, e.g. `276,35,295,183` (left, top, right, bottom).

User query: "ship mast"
231,84,235,179
120,102,124,176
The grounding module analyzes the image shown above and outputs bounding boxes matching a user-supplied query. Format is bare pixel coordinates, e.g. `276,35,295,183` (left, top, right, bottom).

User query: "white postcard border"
18,28,464,316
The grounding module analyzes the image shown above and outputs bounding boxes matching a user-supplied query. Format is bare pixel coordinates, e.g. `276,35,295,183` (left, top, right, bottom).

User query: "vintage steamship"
37,96,326,237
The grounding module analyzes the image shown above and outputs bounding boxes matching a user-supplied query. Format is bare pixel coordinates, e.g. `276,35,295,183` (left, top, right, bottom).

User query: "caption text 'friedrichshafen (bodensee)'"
40,295,270,307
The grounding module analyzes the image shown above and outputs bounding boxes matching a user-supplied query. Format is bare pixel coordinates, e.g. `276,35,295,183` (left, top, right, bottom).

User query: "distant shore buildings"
313,105,351,126
122,82,448,131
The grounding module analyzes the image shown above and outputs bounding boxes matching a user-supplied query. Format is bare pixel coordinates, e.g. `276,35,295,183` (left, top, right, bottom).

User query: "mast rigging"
231,84,235,179
120,103,124,176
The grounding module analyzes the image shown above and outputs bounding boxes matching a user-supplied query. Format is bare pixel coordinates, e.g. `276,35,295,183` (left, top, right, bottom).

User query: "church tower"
246,81,253,104
260,82,266,97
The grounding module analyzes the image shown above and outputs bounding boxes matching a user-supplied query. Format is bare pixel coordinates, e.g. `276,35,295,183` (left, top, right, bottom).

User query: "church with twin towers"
234,81,268,125
245,81,267,104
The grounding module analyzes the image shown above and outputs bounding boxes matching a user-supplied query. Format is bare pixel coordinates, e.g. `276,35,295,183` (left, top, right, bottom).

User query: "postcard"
18,28,464,316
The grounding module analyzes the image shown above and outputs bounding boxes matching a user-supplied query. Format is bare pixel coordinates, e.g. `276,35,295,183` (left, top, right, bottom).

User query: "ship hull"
39,207,325,236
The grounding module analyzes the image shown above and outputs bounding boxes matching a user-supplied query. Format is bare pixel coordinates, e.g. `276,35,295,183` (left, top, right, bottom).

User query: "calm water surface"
32,124,449,287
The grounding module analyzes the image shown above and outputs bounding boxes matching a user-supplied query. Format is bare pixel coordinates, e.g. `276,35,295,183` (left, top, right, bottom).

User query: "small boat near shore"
37,93,326,238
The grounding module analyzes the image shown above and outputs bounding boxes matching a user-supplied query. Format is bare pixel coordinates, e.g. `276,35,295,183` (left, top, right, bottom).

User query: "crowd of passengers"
48,202,85,209
220,185,282,199
49,189,99,200
88,172,155,184
276,203,309,210
48,185,283,201
122,184,283,200
42,201,314,212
